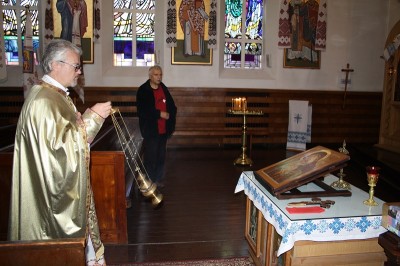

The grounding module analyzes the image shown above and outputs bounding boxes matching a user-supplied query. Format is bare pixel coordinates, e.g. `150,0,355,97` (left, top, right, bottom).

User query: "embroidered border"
315,0,327,50
166,0,177,48
208,0,217,49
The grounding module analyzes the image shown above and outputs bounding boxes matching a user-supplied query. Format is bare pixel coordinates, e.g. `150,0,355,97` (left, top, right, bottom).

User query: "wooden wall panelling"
0,87,24,126
170,88,270,146
263,90,382,144
71,87,137,117
0,125,17,151
0,86,382,146
172,88,239,146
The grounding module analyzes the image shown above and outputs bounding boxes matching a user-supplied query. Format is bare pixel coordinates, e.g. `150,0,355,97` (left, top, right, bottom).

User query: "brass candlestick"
331,140,351,190
363,166,380,206
233,110,252,166
229,98,263,166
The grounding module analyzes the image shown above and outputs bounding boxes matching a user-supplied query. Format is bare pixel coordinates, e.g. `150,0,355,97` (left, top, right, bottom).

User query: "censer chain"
110,109,150,190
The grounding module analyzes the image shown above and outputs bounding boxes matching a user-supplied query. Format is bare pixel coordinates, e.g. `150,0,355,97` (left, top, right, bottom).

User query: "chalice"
363,166,380,206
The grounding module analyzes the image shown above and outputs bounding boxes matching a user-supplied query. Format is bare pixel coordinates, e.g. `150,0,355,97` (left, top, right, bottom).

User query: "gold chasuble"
9,82,105,259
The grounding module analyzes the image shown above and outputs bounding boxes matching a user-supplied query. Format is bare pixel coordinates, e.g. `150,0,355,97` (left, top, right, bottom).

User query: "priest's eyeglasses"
58,61,82,72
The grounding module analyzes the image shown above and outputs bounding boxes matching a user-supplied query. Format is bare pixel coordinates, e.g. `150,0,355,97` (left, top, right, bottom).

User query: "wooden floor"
104,144,400,265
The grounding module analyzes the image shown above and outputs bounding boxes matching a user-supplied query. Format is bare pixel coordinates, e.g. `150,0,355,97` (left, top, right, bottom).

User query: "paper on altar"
287,100,312,151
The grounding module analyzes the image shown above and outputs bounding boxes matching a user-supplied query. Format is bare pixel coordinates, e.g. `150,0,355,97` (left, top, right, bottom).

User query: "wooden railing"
0,87,382,146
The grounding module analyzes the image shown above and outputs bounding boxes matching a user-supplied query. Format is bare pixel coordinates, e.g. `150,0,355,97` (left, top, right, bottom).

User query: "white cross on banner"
287,100,312,151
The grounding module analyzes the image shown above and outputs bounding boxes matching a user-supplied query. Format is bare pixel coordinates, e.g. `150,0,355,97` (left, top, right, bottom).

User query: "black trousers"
142,134,168,183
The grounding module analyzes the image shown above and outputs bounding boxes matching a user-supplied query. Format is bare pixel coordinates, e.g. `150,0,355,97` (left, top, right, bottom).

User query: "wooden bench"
0,238,85,266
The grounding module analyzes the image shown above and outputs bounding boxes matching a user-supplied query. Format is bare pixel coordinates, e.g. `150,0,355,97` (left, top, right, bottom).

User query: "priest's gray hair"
148,65,162,78
42,39,82,74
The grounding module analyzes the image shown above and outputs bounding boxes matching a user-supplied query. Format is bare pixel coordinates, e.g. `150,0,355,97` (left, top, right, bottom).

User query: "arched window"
113,0,155,67
2,0,39,66
224,0,264,69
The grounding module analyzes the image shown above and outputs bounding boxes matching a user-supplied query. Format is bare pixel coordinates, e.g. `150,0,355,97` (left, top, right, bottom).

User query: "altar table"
235,171,388,266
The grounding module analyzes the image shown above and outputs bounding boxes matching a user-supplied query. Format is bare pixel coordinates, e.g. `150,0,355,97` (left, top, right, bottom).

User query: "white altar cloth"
235,171,387,256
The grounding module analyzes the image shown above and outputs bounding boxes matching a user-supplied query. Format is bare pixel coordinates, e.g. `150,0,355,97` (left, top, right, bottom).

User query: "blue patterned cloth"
235,171,387,256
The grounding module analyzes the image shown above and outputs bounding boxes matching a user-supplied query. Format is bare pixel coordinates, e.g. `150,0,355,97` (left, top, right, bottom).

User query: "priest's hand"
91,101,112,119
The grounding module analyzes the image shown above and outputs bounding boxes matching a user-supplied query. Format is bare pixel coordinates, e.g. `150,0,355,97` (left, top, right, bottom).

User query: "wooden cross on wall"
341,63,354,109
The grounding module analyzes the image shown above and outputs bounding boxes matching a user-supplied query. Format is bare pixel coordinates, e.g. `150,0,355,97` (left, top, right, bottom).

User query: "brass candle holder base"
234,151,253,166
332,140,351,190
331,169,351,190
363,185,378,206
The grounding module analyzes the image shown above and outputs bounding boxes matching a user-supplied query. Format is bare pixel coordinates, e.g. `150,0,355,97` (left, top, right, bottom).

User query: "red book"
286,206,325,214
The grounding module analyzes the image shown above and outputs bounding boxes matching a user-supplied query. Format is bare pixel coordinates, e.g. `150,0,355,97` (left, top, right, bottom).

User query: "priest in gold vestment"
8,40,111,265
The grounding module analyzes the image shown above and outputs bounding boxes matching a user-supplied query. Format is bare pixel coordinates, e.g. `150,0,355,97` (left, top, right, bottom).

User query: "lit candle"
366,166,380,184
366,166,380,175
233,98,240,111
242,97,247,111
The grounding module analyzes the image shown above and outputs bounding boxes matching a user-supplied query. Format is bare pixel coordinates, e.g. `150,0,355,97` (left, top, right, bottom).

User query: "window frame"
112,0,156,67
223,0,265,70
2,0,39,67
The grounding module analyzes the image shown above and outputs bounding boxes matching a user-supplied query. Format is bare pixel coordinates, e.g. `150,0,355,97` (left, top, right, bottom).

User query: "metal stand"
235,111,252,166
229,110,263,166
331,140,351,190
331,169,352,190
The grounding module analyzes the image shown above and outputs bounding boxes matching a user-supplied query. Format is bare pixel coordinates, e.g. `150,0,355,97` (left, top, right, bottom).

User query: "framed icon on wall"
52,0,94,64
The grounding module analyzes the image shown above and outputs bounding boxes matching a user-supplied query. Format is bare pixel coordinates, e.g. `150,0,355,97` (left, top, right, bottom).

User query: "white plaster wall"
2,0,400,92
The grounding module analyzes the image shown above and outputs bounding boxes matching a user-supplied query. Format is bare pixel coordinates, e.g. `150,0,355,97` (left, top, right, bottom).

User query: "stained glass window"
113,0,155,67
224,0,263,69
2,0,39,66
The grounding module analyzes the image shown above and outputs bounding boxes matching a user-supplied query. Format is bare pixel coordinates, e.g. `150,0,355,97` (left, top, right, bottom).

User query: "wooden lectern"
254,146,352,199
